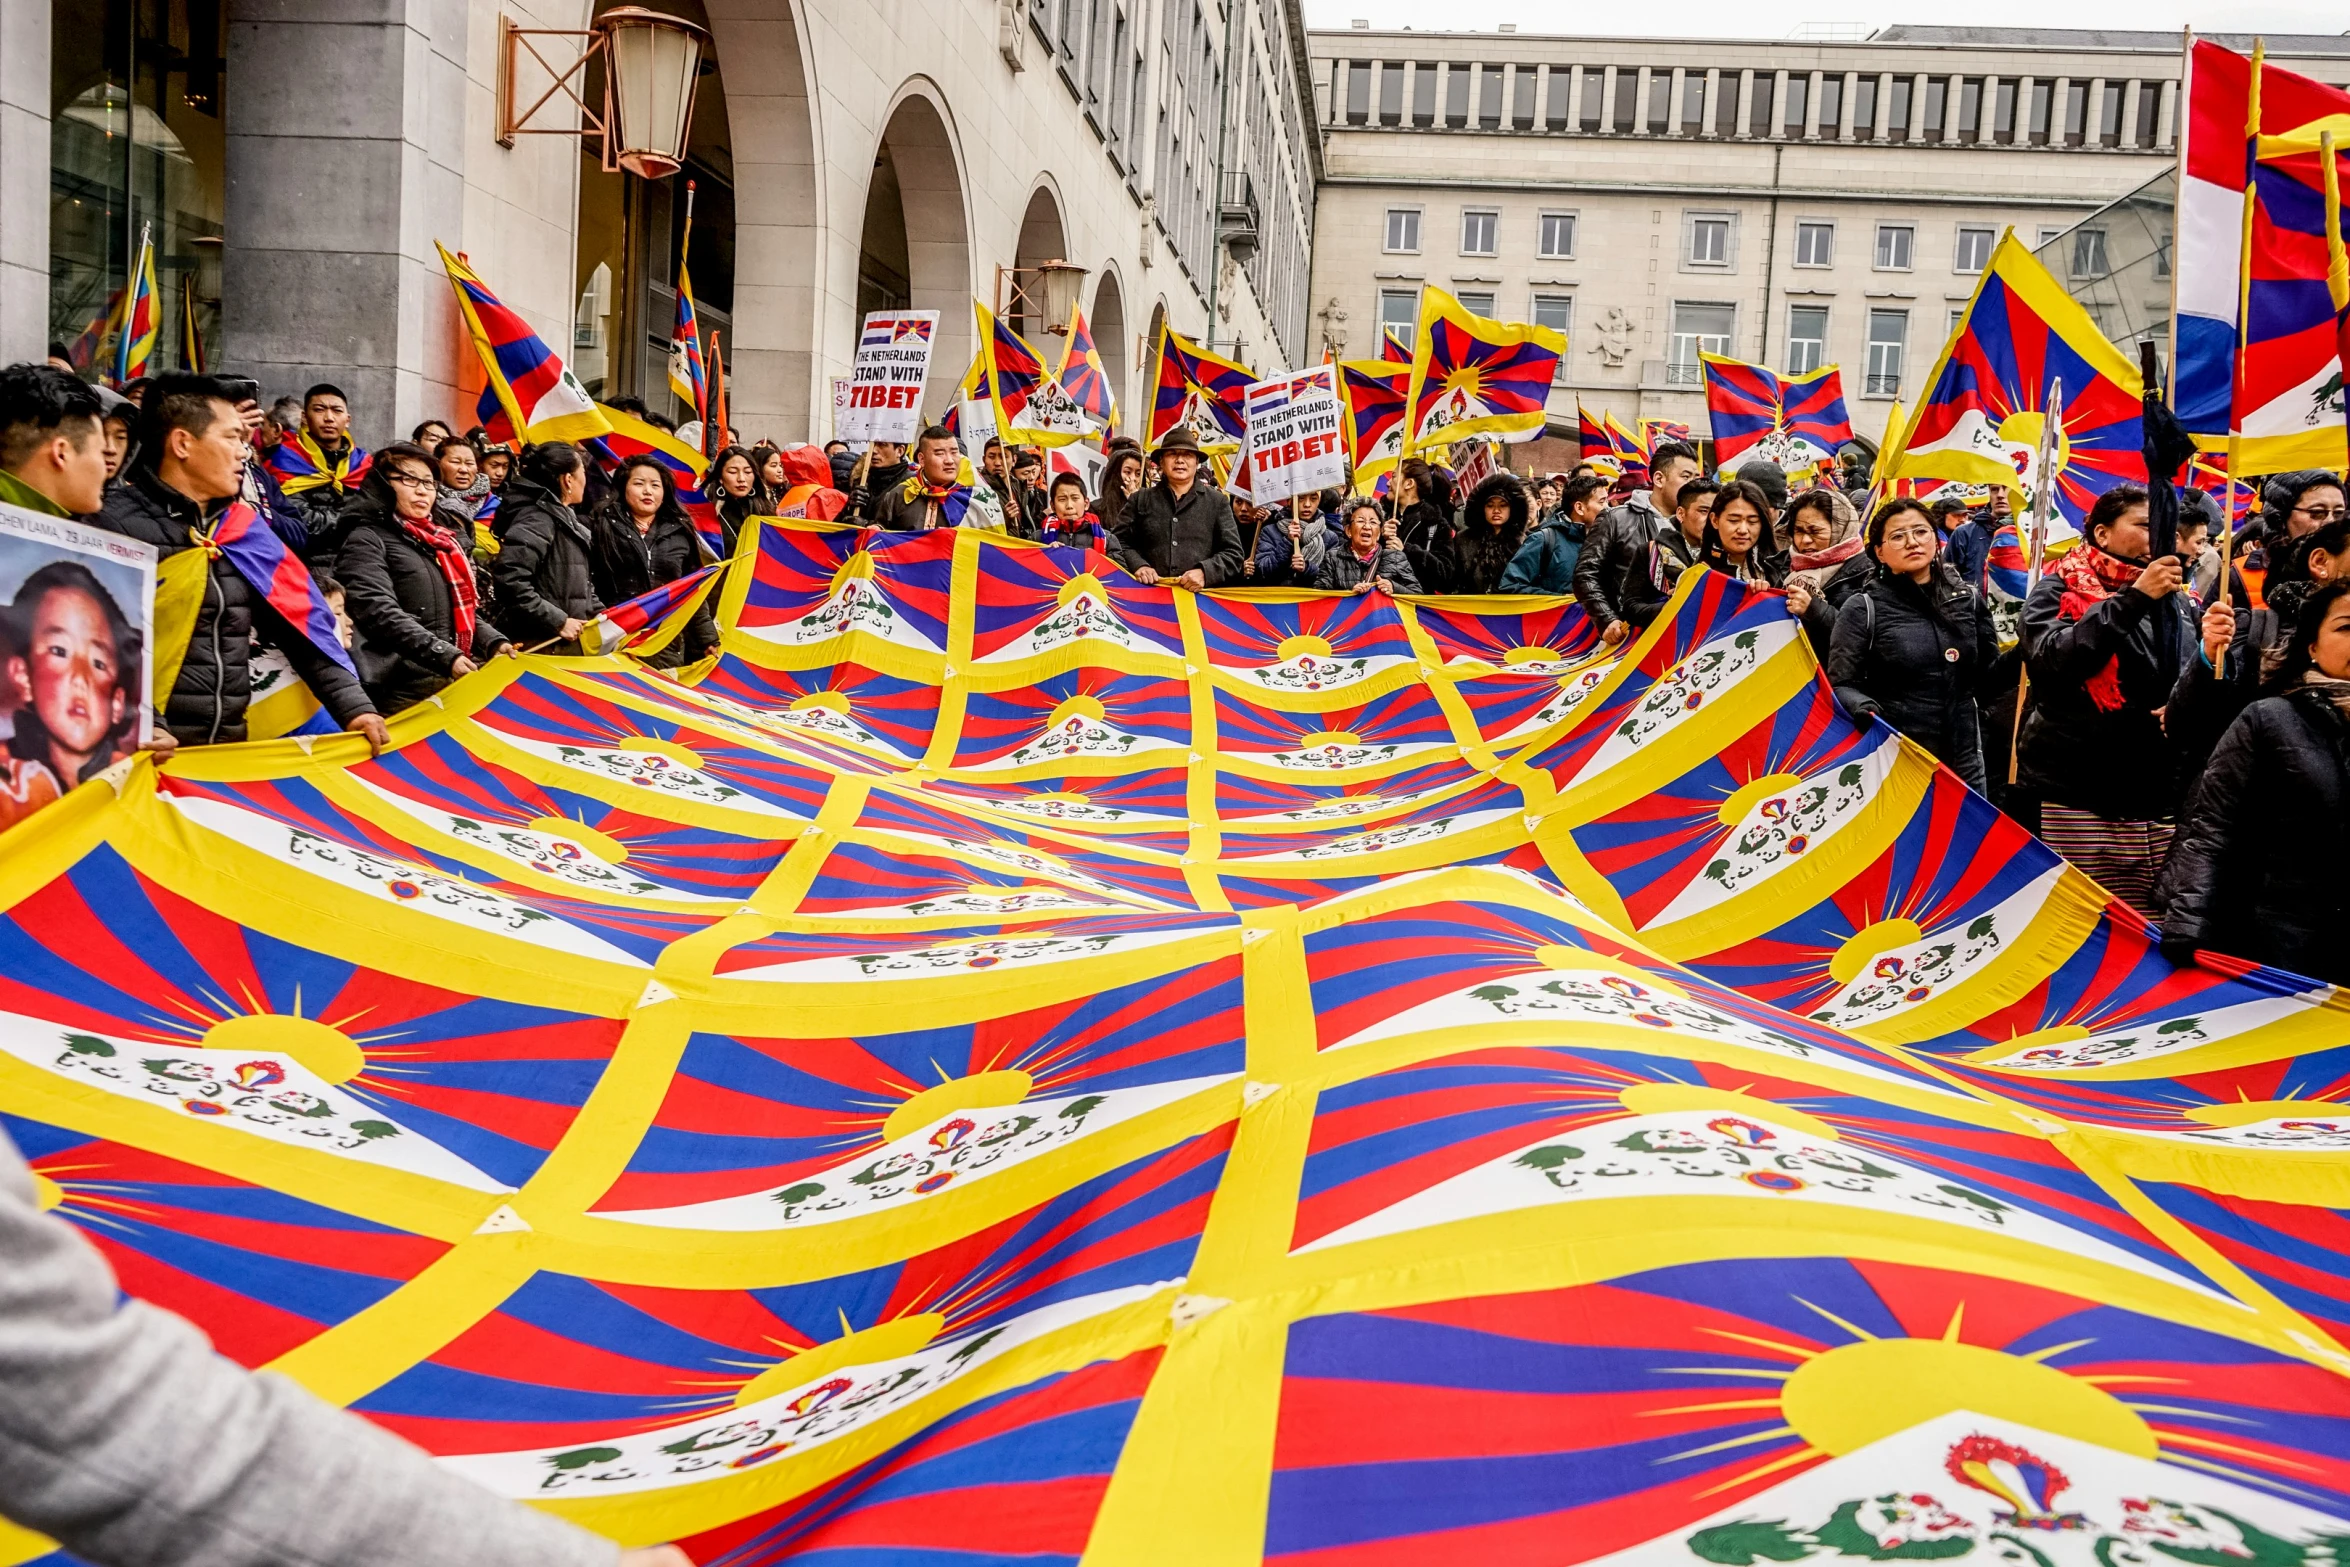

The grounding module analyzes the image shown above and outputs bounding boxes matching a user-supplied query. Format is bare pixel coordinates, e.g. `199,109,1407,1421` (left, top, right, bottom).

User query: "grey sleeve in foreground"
0,1132,619,1567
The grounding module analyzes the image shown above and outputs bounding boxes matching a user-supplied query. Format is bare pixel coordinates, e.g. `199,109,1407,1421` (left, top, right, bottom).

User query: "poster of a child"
0,501,156,835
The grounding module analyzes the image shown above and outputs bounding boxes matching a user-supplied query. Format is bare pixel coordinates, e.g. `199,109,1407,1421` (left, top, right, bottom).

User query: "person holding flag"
871,426,1006,532
263,384,373,548
93,373,385,751
586,454,718,667
333,441,514,714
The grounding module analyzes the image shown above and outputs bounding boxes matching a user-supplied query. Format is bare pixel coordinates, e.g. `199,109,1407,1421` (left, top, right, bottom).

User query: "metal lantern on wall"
1035,259,1088,336
596,7,707,179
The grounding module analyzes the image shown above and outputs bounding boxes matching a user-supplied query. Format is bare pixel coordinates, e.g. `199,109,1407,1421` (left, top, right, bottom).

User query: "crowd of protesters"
4,356,2348,980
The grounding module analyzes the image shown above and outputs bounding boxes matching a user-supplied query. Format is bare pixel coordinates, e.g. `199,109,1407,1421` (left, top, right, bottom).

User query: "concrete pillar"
1668,67,1686,134
1805,70,1823,137
1837,71,1857,138
1635,66,1652,134
2120,78,2142,147
1566,65,1583,132
1705,67,1721,135
2156,77,2178,149
1871,72,1891,139
1769,69,1788,138
1977,73,1999,141
1736,69,1755,139
1600,65,1618,134
223,0,468,446
2049,76,2070,144
2085,76,2106,144
0,2,49,363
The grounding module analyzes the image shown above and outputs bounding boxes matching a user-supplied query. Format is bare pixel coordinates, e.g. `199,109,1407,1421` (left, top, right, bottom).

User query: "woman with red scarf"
335,441,512,715
2015,484,2197,917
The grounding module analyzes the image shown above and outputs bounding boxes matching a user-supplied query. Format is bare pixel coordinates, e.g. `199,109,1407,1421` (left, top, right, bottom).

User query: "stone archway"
1089,267,1129,437
706,1,824,441
857,85,972,427
1012,184,1068,344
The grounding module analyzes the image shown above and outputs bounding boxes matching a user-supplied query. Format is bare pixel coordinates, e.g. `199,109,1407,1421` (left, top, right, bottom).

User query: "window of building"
2071,227,2110,279
1580,68,1604,132
1993,77,2017,142
1682,71,1706,133
2098,81,2123,145
1949,307,1967,339
1918,77,1945,142
1412,62,1438,125
1456,290,1497,317
2028,80,2052,144
1379,288,1420,351
1750,72,1775,136
1866,308,1907,396
1874,224,1914,271
1346,59,1370,123
1478,63,1504,126
1378,60,1404,123
1384,208,1421,253
1714,72,1741,136
1783,73,1808,136
2155,227,2172,278
1460,208,1498,256
2063,80,2088,145
1533,294,1573,376
1688,212,1732,267
1615,67,1638,131
1954,225,1994,274
1546,68,1571,130
1445,63,1469,126
1538,211,1577,259
1514,64,1536,128
1818,74,1842,135
1957,76,1982,142
1649,69,1672,132
2036,225,2067,248
2134,81,2160,147
1786,305,1829,375
1669,301,1735,384
1854,75,1878,136
1794,221,1833,268
1888,76,1912,138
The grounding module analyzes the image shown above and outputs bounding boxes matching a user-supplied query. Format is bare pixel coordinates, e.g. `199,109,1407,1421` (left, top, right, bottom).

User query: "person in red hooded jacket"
764,443,848,525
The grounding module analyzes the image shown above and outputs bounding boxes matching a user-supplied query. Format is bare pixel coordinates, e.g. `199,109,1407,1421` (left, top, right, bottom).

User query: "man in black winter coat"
92,375,385,752
1573,440,1701,643
1110,428,1244,588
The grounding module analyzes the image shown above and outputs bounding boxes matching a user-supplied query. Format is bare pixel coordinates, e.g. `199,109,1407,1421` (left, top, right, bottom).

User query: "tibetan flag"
1640,418,1693,452
1338,359,1409,483
198,501,355,677
977,300,1089,447
1380,325,1412,363
667,215,708,422
1577,404,1614,472
179,271,204,373
1057,305,1119,432
2175,39,2350,468
68,284,126,374
590,403,722,560
263,430,372,500
438,242,610,447
1895,231,2145,530
2326,130,2350,406
1700,353,1855,471
1402,287,1563,453
586,561,726,656
113,228,159,387
1602,412,1650,488
940,353,991,441
1147,324,1251,447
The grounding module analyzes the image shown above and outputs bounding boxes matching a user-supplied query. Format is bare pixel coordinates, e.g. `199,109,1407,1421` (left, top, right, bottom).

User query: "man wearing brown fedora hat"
1111,426,1244,590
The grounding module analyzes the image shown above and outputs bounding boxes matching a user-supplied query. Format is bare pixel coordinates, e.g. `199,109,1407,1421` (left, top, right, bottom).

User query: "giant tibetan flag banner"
1895,230,2145,530
1148,324,1252,448
1403,286,1564,452
1701,352,1856,472
2175,37,2350,470
16,518,2350,1564
439,243,611,447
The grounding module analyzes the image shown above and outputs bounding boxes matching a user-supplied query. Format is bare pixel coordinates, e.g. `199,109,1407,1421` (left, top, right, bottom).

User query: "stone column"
223,0,471,446
0,1,49,363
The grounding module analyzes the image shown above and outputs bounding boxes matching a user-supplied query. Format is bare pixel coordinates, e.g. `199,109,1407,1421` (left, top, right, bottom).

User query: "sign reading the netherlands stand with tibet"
839,311,938,445
1242,365,1346,505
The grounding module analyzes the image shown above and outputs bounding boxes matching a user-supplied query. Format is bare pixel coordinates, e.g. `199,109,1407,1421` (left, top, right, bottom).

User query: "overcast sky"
1297,0,2348,41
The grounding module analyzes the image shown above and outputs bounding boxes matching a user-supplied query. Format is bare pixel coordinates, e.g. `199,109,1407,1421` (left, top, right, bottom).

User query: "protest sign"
1242,366,1347,505
0,501,157,835
839,310,938,444
958,397,998,451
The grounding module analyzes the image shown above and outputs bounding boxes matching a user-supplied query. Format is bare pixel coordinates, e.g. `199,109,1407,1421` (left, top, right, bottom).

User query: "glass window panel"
1888,77,1911,135
1479,63,1503,125
1874,224,1913,270
1866,308,1907,395
1446,64,1468,125
1795,222,1833,267
1581,69,1604,132
1412,62,1437,124
1787,305,1828,375
1539,212,1576,258
1784,74,1808,135
1379,288,1420,350
1994,77,2016,141
1818,75,1842,135
1649,70,1672,132
1460,208,1497,254
1533,294,1572,377
1954,226,1994,273
1615,68,1638,131
1958,76,1981,142
1854,75,1878,135
1385,208,1420,251
1682,71,1706,133
1346,60,1369,122
1514,65,1536,127
1379,61,1404,123
1669,301,1735,383
1690,215,1730,266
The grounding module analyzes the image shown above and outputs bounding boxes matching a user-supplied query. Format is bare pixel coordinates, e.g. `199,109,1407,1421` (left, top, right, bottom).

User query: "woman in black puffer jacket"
1825,497,2000,791
2157,577,2350,982
587,454,717,667
491,442,602,656
1452,472,1532,595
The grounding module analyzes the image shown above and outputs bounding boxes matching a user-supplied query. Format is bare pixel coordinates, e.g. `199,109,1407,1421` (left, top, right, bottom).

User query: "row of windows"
1373,282,1973,399
1330,59,2177,151
1382,206,2126,281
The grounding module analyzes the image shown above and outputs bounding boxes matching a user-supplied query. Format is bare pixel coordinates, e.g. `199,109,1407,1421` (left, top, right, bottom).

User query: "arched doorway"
1090,269,1128,437
704,2,822,442
856,86,972,429
1011,185,1068,345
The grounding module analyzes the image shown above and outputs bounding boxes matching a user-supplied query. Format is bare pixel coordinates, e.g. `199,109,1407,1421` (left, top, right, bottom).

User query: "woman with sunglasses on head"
1825,498,2000,792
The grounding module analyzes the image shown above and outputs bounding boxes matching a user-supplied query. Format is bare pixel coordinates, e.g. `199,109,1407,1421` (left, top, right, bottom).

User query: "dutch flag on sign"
860,320,896,349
